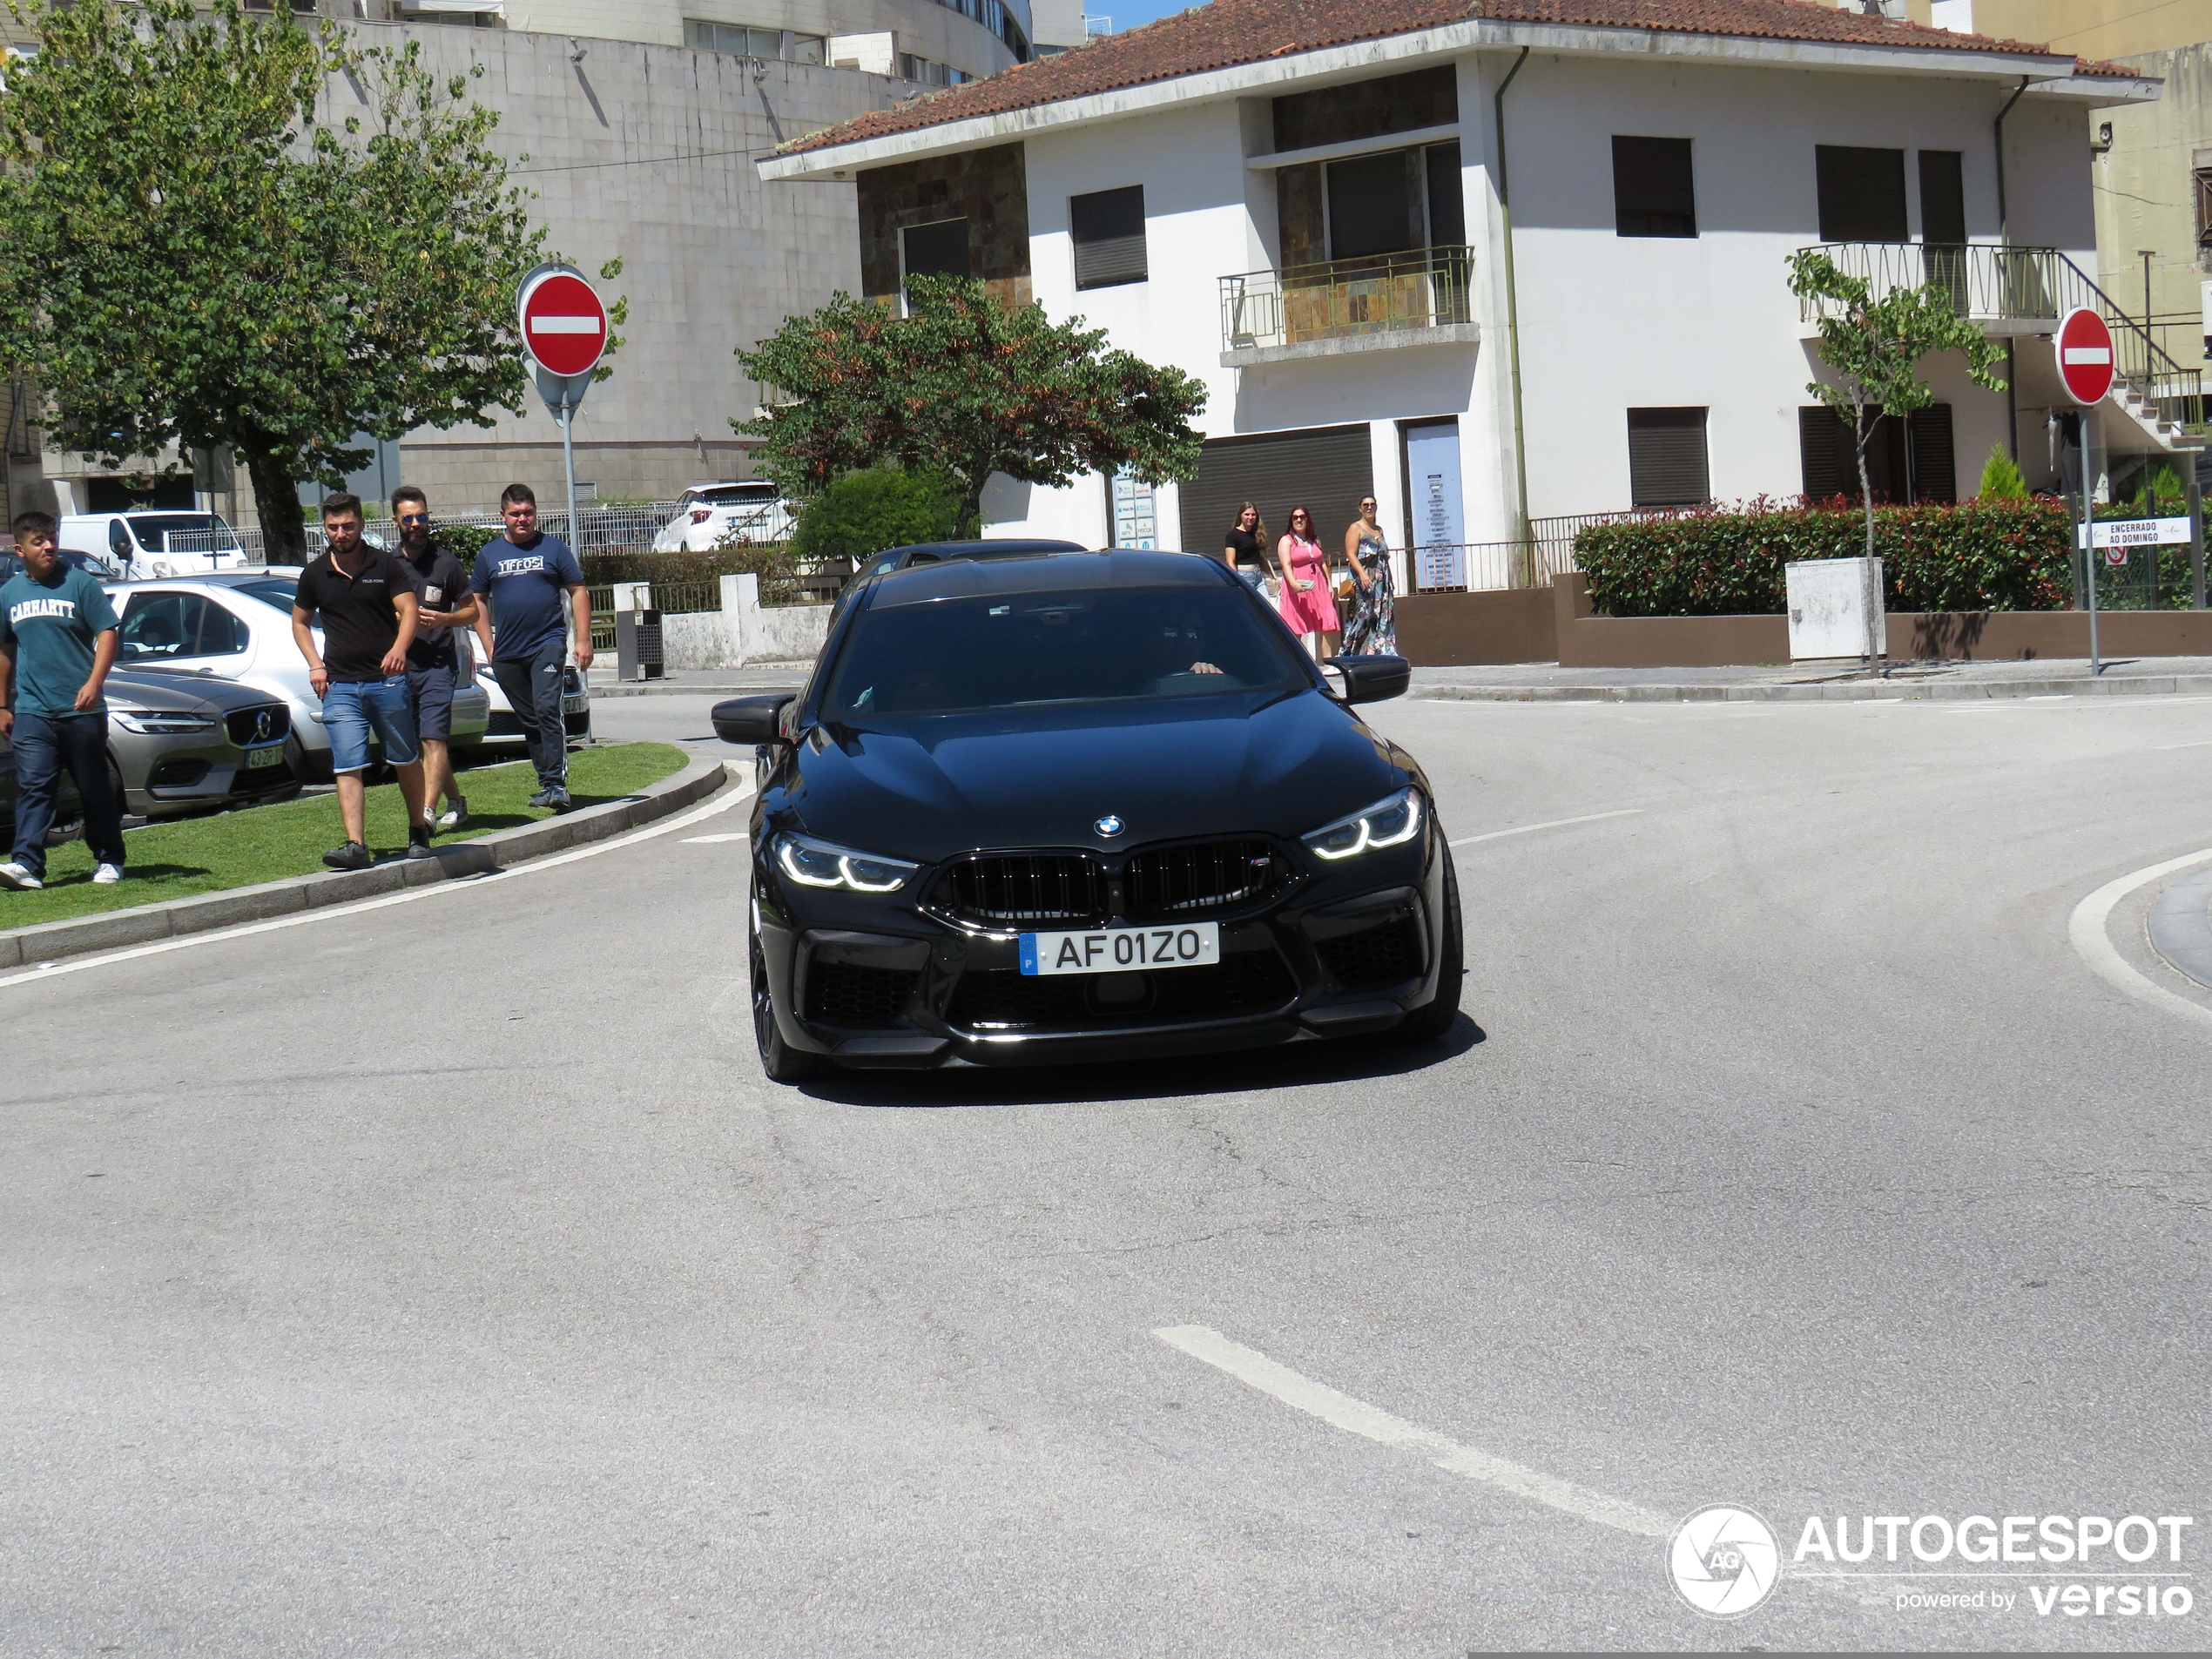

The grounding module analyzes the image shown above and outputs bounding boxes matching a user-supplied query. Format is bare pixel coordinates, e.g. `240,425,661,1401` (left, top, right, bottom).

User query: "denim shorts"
323,676,421,772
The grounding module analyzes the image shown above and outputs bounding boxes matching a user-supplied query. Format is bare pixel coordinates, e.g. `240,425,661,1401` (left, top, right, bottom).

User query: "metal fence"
1221,246,1475,354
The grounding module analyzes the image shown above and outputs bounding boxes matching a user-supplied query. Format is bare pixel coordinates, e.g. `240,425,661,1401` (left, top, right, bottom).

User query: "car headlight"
111,711,219,735
774,832,919,894
1302,786,1423,861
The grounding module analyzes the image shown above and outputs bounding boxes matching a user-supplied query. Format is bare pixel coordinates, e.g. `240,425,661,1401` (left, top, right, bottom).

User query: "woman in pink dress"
1275,505,1341,659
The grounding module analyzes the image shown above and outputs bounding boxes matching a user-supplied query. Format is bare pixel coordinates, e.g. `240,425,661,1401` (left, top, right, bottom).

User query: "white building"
763,0,2181,585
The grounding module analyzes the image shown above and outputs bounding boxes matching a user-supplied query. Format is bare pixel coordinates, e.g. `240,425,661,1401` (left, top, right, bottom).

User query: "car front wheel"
1393,851,1464,1044
751,897,828,1082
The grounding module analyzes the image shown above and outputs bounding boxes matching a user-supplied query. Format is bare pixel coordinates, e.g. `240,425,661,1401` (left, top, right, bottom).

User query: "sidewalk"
590,665,810,698
1409,657,2212,703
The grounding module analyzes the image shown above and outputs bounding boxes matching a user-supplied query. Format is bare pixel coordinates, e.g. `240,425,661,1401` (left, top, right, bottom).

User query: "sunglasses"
397,513,430,526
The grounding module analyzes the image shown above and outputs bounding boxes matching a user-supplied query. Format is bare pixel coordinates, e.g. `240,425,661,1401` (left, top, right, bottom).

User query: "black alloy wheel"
1393,851,1464,1044
750,895,828,1082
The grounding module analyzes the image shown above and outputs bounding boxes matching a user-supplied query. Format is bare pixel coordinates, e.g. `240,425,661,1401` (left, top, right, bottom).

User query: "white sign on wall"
2076,516,2190,550
1405,421,1465,589
1111,469,1157,550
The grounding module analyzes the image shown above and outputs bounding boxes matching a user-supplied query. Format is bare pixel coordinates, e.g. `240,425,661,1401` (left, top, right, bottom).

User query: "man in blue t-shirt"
469,482,594,810
0,510,126,891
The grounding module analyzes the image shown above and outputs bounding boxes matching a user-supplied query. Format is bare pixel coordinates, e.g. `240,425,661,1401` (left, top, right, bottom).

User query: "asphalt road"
7,691,2212,1654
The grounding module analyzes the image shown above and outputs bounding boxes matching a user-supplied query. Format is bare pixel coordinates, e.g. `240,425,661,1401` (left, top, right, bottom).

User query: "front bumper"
754,848,1451,1070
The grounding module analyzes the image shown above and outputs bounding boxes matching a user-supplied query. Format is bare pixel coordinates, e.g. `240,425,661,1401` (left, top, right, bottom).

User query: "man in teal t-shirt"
0,509,125,891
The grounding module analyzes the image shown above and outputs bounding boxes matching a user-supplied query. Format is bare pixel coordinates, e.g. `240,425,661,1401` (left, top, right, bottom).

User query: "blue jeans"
9,709,125,879
322,676,421,774
492,644,569,787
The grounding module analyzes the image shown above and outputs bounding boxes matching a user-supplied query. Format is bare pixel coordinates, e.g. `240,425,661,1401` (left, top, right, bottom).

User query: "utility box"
616,607,665,681
1786,556,1884,660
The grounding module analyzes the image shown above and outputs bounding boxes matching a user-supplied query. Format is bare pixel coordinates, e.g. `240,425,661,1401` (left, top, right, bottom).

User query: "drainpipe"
1494,46,1532,577
1995,76,2029,464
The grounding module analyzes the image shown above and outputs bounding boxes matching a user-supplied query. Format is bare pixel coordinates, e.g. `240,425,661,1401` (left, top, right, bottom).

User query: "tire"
106,754,129,819
1394,851,1464,1044
751,900,829,1082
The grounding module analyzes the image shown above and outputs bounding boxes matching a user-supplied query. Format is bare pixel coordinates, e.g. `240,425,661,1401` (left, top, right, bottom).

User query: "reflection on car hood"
105,667,281,715
786,690,1404,861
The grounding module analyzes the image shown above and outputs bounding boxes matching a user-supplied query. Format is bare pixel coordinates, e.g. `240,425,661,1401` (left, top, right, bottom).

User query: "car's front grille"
934,853,1105,927
945,948,1297,1032
225,705,291,746
806,961,920,1028
1314,915,1425,991
1126,839,1291,919
487,711,522,737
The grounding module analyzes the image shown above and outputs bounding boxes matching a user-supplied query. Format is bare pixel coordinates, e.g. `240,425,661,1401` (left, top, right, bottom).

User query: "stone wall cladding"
1271,65,1457,152
1277,164,1325,268
858,143,1033,306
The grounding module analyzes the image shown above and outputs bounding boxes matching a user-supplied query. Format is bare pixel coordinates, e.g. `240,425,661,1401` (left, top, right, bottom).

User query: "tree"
1977,443,2027,502
789,466,963,563
734,274,1206,526
1787,249,2007,662
0,0,550,562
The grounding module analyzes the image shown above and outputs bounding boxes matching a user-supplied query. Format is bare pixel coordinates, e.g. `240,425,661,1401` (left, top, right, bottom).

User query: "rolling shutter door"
1177,424,1374,555
1906,403,1956,504
1799,405,1949,503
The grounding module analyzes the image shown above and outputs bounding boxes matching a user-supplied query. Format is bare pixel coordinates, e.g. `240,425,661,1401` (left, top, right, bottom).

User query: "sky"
1082,0,1184,37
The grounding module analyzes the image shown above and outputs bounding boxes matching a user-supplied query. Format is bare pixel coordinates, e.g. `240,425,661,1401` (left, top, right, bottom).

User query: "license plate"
1019,921,1220,976
243,745,285,769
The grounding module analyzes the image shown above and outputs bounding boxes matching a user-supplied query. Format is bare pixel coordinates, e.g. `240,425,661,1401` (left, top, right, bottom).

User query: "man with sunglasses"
392,487,478,830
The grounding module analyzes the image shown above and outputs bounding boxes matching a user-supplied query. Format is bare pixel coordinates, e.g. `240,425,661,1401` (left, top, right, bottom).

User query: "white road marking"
2066,847,2212,1035
681,833,750,844
1154,1326,1668,1538
1449,808,1643,848
0,778,755,992
2025,693,2073,701
2157,740,2212,751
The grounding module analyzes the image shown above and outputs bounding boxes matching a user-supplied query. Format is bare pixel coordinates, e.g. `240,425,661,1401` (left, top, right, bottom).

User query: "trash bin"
616,607,664,681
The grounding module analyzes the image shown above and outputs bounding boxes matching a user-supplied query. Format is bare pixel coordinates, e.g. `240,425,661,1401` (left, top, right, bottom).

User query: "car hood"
785,689,1405,862
105,667,280,715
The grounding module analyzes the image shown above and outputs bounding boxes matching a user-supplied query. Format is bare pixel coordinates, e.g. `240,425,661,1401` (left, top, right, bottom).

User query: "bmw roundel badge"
1094,814,1125,838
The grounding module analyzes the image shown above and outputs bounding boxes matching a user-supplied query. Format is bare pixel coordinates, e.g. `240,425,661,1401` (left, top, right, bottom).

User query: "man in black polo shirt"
290,493,434,871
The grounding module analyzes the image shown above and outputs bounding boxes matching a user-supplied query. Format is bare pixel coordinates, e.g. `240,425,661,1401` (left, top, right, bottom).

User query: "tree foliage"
1976,442,2027,502
789,465,964,563
0,0,552,560
734,274,1206,523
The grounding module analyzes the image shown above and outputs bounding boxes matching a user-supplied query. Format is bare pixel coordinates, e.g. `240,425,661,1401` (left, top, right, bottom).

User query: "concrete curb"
1413,673,2212,705
0,754,734,971
590,671,810,698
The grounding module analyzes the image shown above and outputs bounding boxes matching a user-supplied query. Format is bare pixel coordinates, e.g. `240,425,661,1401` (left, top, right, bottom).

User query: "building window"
1611,137,1696,238
1070,185,1146,289
899,53,964,84
1798,405,1954,504
1626,408,1710,508
900,218,970,294
1816,145,1907,242
2193,156,2212,253
1323,142,1464,262
685,20,823,59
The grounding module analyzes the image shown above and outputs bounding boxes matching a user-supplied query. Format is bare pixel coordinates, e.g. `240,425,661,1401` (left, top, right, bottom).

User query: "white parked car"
62,510,253,579
651,482,793,552
104,572,490,780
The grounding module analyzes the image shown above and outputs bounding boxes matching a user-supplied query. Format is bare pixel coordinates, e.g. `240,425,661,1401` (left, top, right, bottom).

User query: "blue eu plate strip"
1018,934,1039,976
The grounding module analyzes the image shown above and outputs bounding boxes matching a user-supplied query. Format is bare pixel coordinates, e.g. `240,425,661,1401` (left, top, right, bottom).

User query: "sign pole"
2085,426,2101,676
2190,462,2207,612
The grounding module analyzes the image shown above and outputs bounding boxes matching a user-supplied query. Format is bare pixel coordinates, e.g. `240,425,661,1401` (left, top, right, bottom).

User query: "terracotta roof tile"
785,0,2141,157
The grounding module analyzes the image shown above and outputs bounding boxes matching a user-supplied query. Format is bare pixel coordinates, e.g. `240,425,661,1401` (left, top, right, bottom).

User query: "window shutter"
1799,408,1856,502
1626,408,1710,508
1071,185,1147,290
901,218,970,283
1177,424,1374,556
1815,146,1907,242
1611,137,1696,238
1907,404,1955,503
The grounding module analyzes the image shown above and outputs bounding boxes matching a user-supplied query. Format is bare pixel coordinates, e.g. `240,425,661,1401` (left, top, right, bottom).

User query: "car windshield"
232,578,299,613
821,584,1309,718
126,513,240,553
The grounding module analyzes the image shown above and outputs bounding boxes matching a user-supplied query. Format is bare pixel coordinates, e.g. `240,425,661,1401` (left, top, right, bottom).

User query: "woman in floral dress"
1340,495,1397,656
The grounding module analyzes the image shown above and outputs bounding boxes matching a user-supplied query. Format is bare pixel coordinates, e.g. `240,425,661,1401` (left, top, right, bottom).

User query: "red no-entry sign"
518,267,609,379
2056,307,2115,405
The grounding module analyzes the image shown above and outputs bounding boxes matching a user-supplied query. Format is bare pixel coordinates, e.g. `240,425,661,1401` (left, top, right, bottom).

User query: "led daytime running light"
1305,788,1422,861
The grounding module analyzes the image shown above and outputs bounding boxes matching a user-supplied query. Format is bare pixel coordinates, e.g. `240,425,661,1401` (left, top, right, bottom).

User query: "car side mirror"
712,693,795,746
1320,654,1411,705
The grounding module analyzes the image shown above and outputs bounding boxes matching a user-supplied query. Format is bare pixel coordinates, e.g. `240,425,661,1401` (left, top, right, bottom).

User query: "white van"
60,510,252,579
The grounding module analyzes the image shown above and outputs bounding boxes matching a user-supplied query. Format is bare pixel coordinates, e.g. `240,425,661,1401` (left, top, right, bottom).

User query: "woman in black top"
1224,502,1270,587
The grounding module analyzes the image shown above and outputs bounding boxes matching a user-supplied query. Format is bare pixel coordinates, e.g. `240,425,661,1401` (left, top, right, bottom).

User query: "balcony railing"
1220,246,1474,354
1797,241,2203,428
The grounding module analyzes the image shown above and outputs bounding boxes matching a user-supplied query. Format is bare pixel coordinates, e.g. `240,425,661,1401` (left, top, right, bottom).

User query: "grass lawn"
2,741,690,929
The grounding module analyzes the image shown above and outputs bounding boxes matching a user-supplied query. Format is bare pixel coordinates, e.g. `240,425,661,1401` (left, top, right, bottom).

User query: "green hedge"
1575,499,2074,617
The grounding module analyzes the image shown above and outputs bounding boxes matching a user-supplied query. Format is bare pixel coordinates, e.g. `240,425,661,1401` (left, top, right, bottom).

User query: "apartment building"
764,0,2178,583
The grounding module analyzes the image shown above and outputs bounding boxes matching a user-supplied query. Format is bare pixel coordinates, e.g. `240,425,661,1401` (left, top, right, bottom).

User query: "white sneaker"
93,863,124,885
436,798,467,831
0,860,44,891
